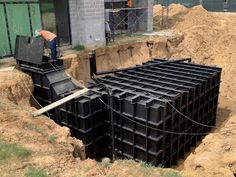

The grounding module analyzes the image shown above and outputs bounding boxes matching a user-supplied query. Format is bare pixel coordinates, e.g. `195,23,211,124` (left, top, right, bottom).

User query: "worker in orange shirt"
35,30,57,60
127,0,132,8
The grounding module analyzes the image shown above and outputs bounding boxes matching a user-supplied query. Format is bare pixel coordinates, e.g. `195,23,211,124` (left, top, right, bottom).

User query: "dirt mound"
168,3,188,16
153,4,188,30
152,4,236,177
173,5,219,31
153,4,218,31
0,70,33,104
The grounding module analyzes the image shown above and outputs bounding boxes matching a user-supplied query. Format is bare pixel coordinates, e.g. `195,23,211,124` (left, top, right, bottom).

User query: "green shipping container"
0,4,11,56
0,1,42,57
6,4,31,52
202,0,225,12
30,3,42,32
180,0,200,8
227,0,236,12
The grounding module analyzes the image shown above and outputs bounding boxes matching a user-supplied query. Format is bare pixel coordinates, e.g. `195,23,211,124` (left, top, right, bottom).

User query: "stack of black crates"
88,58,222,167
17,59,109,157
15,35,109,158
16,38,221,167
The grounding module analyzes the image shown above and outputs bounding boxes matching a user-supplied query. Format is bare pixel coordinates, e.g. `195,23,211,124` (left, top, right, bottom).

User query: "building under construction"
0,0,154,58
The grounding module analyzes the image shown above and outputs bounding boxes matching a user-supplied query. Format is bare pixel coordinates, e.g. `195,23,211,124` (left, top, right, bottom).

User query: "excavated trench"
15,35,223,168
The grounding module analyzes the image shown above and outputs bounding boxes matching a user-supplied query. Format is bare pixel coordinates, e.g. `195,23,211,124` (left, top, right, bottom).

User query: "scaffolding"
160,0,170,29
105,1,148,41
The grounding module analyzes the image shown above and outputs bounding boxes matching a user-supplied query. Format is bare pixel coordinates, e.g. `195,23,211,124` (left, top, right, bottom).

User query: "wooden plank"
0,66,15,72
33,88,89,117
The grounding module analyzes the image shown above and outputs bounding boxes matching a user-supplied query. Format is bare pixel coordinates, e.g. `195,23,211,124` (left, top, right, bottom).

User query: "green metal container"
180,0,200,8
202,0,225,12
227,0,236,12
0,0,41,58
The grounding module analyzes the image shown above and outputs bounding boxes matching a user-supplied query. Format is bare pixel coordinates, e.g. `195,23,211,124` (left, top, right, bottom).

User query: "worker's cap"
34,30,41,37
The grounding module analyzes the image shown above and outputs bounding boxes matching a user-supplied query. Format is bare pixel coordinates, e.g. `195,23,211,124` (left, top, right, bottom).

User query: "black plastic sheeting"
16,40,221,166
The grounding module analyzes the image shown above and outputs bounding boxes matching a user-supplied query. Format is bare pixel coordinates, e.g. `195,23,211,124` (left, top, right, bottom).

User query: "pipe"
89,51,97,77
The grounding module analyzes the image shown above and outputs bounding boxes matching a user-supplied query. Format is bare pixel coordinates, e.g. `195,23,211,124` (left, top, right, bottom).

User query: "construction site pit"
1,4,236,177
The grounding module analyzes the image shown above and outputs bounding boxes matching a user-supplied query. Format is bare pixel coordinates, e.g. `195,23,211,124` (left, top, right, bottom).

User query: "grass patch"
25,167,47,177
139,162,155,176
73,44,85,51
119,160,182,177
25,123,48,137
62,142,71,148
48,134,58,143
161,169,182,177
163,170,182,177
0,143,31,163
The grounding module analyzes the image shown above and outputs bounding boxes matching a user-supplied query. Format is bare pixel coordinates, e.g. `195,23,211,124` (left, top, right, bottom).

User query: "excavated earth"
1,4,236,177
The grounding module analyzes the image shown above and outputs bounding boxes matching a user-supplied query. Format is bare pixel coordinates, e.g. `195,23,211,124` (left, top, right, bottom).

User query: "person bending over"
35,30,57,60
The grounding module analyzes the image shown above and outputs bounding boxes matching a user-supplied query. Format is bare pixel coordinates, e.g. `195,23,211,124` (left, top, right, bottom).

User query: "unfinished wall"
69,0,106,48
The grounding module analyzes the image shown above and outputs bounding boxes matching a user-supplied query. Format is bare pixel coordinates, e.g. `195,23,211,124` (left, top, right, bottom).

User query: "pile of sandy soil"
0,70,33,104
154,4,236,177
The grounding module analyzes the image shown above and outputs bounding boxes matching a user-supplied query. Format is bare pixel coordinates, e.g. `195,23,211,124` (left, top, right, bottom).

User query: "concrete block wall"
69,0,106,48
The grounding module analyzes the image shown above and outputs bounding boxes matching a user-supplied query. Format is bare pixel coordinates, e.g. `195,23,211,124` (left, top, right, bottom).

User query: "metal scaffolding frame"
105,1,148,41
160,0,170,29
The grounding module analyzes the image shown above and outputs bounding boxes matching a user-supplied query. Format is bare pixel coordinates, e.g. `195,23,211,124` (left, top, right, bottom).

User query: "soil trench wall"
62,38,175,83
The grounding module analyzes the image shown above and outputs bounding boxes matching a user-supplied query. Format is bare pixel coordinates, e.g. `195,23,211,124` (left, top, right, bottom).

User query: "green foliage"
48,134,58,143
160,169,182,177
25,123,48,137
73,44,85,51
0,142,31,162
25,167,47,177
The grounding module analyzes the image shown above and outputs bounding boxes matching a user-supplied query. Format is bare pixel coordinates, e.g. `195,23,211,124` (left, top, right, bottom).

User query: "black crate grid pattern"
92,59,221,167
19,62,110,157
18,59,221,166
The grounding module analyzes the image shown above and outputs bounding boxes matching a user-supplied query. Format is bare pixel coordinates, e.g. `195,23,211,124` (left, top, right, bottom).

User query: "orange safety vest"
39,30,56,42
127,0,132,8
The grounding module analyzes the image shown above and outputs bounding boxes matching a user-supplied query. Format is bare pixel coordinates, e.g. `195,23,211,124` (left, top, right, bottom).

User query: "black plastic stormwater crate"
88,58,222,167
18,60,108,157
16,37,222,167
15,36,109,157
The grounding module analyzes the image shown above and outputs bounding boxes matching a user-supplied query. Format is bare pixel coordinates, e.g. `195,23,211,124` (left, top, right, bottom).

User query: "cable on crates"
98,97,211,136
144,92,218,129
